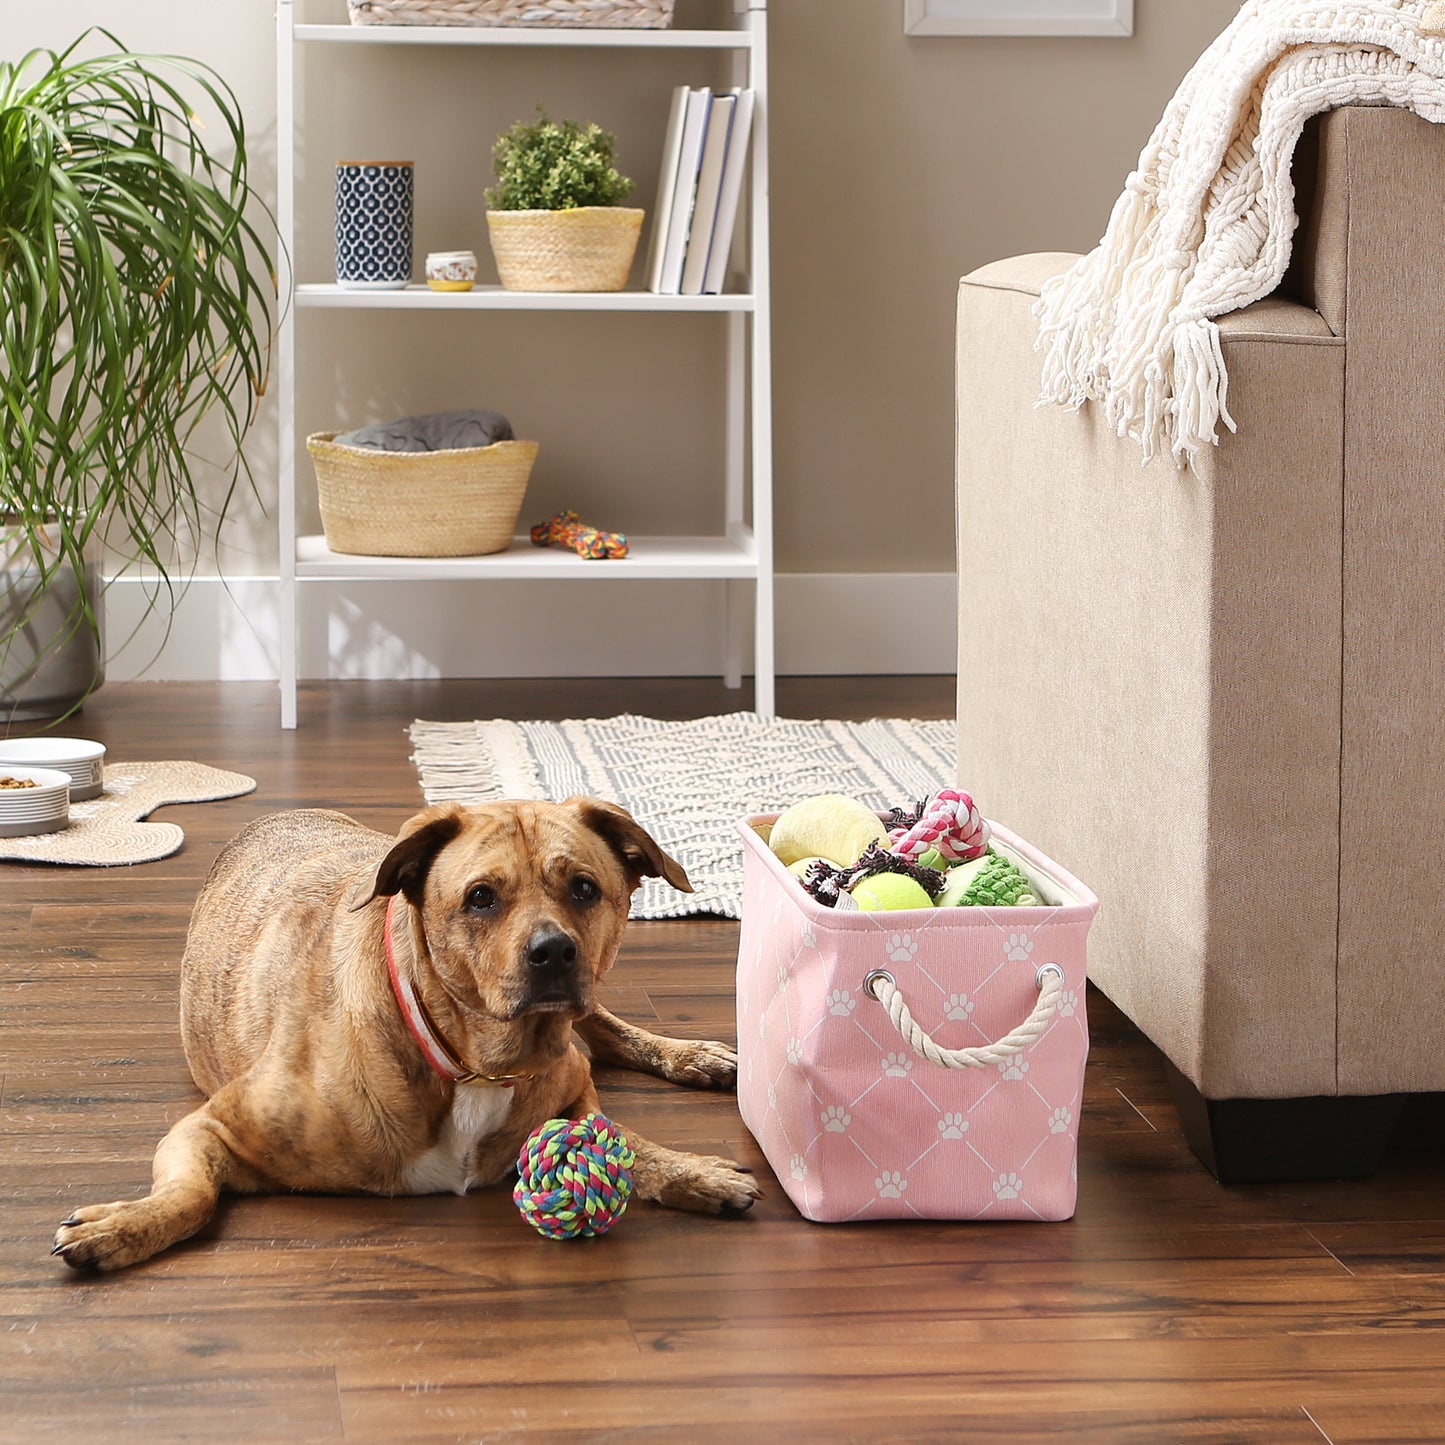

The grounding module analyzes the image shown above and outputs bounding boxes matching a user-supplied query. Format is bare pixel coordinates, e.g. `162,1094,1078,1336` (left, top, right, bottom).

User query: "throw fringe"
1034,0,1445,467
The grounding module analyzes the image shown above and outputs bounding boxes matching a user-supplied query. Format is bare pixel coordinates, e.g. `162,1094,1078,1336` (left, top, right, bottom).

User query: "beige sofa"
954,105,1445,1181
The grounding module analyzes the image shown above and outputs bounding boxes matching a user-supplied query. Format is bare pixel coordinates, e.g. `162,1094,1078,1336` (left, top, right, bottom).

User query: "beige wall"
8,0,1242,578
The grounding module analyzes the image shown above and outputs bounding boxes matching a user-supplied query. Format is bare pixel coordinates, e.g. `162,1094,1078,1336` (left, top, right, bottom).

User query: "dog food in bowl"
0,736,106,800
0,765,70,837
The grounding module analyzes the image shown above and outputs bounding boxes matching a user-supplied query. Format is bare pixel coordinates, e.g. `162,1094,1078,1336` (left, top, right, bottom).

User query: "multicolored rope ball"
513,1114,635,1240
888,788,990,864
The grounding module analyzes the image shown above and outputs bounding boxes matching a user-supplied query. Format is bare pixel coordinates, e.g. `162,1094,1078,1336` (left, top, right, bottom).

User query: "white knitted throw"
1034,0,1445,466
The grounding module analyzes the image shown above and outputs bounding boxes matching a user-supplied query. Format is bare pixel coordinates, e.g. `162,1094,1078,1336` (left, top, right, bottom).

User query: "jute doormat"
0,761,256,867
408,713,956,919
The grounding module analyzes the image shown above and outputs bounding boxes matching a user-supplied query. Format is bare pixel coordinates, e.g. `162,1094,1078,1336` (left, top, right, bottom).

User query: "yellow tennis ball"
851,873,934,912
768,794,890,868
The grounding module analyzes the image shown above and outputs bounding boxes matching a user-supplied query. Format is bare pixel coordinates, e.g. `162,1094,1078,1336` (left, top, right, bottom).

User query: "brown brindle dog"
53,800,759,1271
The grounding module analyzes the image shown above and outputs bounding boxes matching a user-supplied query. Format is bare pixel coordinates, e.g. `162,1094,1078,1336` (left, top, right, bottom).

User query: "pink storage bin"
735,814,1099,1224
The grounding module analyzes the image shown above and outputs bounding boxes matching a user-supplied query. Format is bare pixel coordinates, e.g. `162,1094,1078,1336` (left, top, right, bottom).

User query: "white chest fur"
400,1085,515,1196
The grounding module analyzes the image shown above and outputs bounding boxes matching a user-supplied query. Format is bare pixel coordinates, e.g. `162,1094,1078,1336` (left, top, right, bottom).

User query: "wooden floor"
3,677,1443,1443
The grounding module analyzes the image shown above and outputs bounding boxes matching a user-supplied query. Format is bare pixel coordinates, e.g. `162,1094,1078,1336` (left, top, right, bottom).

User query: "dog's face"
357,798,690,1024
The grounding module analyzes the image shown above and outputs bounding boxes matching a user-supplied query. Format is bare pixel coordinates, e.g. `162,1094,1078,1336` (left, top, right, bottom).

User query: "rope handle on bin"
863,964,1065,1070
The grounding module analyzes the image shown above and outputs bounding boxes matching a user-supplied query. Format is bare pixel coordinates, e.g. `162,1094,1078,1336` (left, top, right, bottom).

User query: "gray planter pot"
1,527,105,726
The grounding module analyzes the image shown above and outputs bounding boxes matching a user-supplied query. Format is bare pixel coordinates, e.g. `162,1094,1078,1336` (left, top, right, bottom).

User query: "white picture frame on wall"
904,0,1134,37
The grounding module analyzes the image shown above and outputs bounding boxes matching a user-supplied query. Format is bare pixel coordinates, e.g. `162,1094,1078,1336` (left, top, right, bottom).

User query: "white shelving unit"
274,0,773,728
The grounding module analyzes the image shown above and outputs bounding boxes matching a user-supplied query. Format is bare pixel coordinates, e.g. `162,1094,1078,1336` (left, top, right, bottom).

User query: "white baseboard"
100,572,958,681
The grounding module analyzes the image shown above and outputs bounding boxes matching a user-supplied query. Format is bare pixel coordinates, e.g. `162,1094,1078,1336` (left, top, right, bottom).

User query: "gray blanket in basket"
335,408,514,453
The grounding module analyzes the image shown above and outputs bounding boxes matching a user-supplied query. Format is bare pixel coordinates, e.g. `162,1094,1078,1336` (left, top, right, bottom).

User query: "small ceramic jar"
426,250,478,292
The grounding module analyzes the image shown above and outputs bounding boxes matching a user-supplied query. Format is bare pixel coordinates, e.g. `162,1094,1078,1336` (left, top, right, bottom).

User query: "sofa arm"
961,250,1337,341
956,255,1344,1100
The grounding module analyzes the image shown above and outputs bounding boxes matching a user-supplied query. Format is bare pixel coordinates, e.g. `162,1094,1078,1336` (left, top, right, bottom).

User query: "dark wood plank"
1,678,1442,1443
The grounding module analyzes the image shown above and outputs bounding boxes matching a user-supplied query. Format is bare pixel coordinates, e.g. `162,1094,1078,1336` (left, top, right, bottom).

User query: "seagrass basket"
347,0,674,27
306,433,539,557
486,207,644,292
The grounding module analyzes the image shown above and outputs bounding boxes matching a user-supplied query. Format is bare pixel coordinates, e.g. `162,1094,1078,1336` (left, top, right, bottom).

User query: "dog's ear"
348,808,464,911
570,797,693,895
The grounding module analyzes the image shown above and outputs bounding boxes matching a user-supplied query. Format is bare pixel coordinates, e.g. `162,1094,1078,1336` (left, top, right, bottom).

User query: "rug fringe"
408,720,511,803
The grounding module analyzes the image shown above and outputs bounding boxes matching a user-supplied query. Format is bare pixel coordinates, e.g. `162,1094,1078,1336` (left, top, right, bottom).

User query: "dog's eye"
465,884,498,913
570,876,601,905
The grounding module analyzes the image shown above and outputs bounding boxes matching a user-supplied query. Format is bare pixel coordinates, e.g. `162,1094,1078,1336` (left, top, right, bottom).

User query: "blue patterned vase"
335,160,414,289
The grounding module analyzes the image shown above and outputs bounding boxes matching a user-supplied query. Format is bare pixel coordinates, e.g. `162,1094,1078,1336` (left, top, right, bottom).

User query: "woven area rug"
409,713,956,919
0,761,256,867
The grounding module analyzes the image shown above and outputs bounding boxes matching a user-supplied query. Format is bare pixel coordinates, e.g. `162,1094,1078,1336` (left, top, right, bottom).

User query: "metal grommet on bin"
863,969,895,1001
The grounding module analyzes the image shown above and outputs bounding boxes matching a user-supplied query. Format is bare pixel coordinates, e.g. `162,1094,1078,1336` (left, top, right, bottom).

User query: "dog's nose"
525,924,580,1005
527,928,578,971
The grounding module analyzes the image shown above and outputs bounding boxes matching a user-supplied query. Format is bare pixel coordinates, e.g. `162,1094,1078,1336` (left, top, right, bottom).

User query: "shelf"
277,0,774,725
295,282,755,312
294,23,753,49
296,532,759,581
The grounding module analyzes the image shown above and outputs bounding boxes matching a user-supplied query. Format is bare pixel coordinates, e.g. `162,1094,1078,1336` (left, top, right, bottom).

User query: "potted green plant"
0,32,276,725
484,107,641,293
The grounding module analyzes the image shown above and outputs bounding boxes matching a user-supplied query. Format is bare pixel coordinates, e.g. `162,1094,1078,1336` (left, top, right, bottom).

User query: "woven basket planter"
307,433,539,557
348,0,674,27
487,207,644,293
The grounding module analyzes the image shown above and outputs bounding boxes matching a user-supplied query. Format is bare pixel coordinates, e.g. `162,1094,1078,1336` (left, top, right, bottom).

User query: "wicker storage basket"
348,0,674,27
486,207,644,293
307,433,538,557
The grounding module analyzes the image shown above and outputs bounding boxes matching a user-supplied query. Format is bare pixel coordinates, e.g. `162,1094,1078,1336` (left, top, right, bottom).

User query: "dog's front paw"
671,1154,761,1214
635,1145,761,1215
661,1039,738,1091
52,1200,172,1272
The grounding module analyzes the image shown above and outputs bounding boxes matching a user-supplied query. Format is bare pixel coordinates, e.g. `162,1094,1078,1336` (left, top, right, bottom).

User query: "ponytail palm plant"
0,31,276,722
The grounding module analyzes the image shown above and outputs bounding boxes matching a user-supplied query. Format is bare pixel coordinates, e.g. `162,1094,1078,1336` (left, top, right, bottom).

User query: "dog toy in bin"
937,850,1039,907
514,1113,635,1239
530,510,629,560
768,793,890,867
888,788,990,864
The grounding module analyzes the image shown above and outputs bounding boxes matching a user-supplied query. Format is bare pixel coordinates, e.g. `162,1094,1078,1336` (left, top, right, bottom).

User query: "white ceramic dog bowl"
0,737,105,800
0,765,71,837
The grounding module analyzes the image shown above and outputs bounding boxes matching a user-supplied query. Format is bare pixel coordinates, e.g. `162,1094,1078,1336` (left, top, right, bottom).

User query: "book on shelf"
700,88,755,296
643,84,690,293
649,86,712,296
679,92,736,296
647,86,756,297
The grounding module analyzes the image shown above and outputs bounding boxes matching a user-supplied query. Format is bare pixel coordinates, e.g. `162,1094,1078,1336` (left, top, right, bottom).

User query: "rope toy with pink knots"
888,788,990,864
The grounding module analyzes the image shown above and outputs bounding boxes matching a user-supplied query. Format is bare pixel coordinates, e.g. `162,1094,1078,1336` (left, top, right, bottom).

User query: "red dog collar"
384,896,528,1088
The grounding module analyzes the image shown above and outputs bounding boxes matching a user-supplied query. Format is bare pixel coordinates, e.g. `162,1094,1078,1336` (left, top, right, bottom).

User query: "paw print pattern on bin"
886,933,919,964
945,993,975,1021
876,1171,907,1199
993,1172,1023,1201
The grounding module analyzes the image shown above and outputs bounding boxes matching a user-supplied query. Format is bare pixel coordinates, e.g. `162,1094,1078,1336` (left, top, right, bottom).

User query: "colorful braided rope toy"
888,788,990,864
530,510,630,560
513,1113,635,1240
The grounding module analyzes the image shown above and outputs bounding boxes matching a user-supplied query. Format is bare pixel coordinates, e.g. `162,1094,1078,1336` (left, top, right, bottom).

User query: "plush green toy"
937,849,1039,907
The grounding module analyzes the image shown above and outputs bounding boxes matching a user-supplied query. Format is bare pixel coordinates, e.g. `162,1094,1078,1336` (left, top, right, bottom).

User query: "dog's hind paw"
52,1199,182,1272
